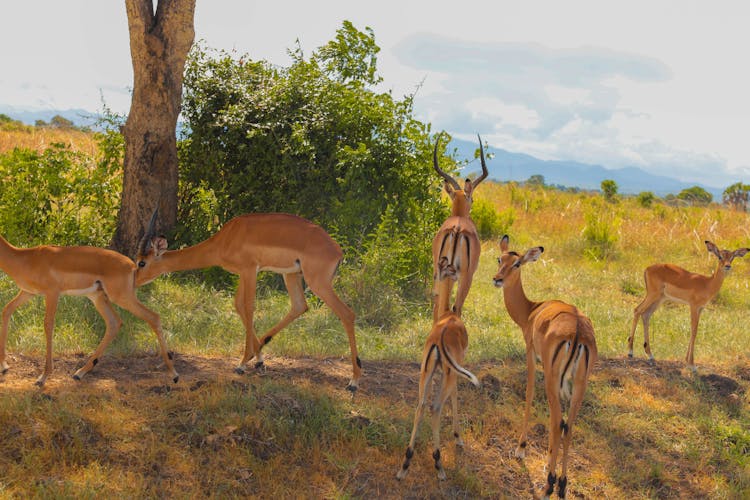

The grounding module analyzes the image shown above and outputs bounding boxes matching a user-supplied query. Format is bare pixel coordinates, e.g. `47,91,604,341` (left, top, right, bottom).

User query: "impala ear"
444,181,456,198
500,235,510,252
153,236,168,257
733,247,750,258
521,246,544,264
705,240,721,258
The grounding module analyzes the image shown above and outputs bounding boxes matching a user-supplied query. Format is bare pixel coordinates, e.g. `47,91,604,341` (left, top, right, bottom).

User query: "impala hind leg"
255,272,308,367
73,291,122,380
306,269,361,391
36,293,60,387
685,306,703,369
541,373,564,500
628,294,662,361
1,290,34,375
431,372,457,480
397,346,438,480
557,355,589,499
234,273,262,374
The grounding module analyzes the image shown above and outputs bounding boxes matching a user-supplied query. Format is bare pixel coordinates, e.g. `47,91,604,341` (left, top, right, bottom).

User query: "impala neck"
502,273,538,330
154,239,219,274
451,195,470,217
435,277,454,316
709,261,727,294
0,235,20,269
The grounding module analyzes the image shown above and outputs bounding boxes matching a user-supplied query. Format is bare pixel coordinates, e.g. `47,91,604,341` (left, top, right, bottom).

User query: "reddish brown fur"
628,240,749,367
0,235,177,386
135,212,361,390
493,235,597,498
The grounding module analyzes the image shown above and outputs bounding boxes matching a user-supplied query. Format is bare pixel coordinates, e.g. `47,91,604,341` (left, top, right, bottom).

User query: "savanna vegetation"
1,23,749,499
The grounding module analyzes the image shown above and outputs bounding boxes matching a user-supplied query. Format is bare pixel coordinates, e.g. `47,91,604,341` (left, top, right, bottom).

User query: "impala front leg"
234,273,262,374
516,346,536,458
73,291,122,380
36,294,59,387
685,306,702,369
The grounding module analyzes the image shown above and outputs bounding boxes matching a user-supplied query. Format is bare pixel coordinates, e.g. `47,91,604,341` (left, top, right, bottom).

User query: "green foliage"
0,141,122,247
637,191,656,208
582,205,620,260
525,174,545,187
471,198,514,240
178,22,445,299
722,182,749,211
601,179,619,202
677,185,712,205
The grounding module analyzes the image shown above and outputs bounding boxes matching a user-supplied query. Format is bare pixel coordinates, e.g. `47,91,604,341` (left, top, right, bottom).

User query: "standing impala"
431,133,488,320
628,240,749,368
397,257,480,481
0,232,178,386
135,211,362,391
493,235,597,499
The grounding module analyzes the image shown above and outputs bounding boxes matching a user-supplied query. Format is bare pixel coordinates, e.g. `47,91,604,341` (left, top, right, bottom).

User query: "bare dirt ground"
1,351,747,498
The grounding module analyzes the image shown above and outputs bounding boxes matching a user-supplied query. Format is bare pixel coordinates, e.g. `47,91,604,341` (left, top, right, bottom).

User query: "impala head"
135,208,169,285
705,240,749,273
433,133,488,217
492,235,544,288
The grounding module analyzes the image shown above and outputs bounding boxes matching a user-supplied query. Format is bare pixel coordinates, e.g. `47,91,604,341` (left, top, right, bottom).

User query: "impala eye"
138,261,146,268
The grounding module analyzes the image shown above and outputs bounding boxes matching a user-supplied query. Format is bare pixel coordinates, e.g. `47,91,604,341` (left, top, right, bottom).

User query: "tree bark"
111,0,195,258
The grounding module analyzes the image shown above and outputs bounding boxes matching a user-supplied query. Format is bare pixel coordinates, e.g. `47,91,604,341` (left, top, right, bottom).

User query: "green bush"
471,198,514,240
582,207,620,261
0,135,122,247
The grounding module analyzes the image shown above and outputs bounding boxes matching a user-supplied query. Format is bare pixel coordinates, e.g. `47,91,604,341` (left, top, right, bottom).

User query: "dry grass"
0,351,746,498
0,127,98,155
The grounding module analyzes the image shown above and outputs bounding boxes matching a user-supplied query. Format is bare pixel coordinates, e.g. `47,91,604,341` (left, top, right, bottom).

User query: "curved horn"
138,206,159,256
433,134,461,191
472,134,488,188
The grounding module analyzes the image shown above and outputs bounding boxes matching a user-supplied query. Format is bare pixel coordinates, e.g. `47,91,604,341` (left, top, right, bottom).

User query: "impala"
135,210,362,391
628,240,749,368
431,133,488,321
493,235,597,499
0,233,178,387
397,257,480,481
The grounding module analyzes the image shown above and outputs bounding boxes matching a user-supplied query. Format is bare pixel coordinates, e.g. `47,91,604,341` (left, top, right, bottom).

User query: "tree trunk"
111,0,195,258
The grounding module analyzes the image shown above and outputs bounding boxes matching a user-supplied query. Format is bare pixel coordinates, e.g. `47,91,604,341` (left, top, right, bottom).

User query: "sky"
1,0,749,189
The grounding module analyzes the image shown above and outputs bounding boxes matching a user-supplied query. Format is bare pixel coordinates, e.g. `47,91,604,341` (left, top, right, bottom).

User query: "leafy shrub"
472,198,514,240
0,134,122,247
637,191,656,208
582,207,620,261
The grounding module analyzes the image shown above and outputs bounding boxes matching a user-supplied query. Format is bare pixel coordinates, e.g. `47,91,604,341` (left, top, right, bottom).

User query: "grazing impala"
0,232,178,387
493,235,597,499
397,257,480,481
135,210,362,391
431,133,488,321
628,240,749,368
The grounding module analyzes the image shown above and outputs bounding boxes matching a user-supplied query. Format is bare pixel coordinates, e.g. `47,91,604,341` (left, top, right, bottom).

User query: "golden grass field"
0,127,749,498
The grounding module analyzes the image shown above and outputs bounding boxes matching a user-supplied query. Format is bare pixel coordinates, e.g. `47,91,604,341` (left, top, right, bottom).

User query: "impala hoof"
234,366,246,375
254,361,265,371
173,375,180,384
346,381,358,393
72,373,81,381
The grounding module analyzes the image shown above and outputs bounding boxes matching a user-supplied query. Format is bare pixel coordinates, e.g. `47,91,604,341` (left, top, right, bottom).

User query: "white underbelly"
258,262,301,274
62,283,102,296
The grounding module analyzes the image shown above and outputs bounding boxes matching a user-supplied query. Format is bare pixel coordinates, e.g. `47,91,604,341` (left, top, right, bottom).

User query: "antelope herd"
0,133,745,498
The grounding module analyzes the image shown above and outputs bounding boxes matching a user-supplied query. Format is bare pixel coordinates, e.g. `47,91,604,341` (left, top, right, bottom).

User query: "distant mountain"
449,138,724,199
0,106,97,128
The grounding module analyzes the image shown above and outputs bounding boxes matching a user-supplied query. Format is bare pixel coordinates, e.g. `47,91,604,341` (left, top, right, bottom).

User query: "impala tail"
439,324,480,387
554,314,596,401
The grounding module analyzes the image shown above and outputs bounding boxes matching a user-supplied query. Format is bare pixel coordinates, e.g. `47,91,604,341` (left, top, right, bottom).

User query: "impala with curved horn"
493,235,597,499
628,240,749,368
135,210,362,391
431,133,488,321
0,216,178,386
